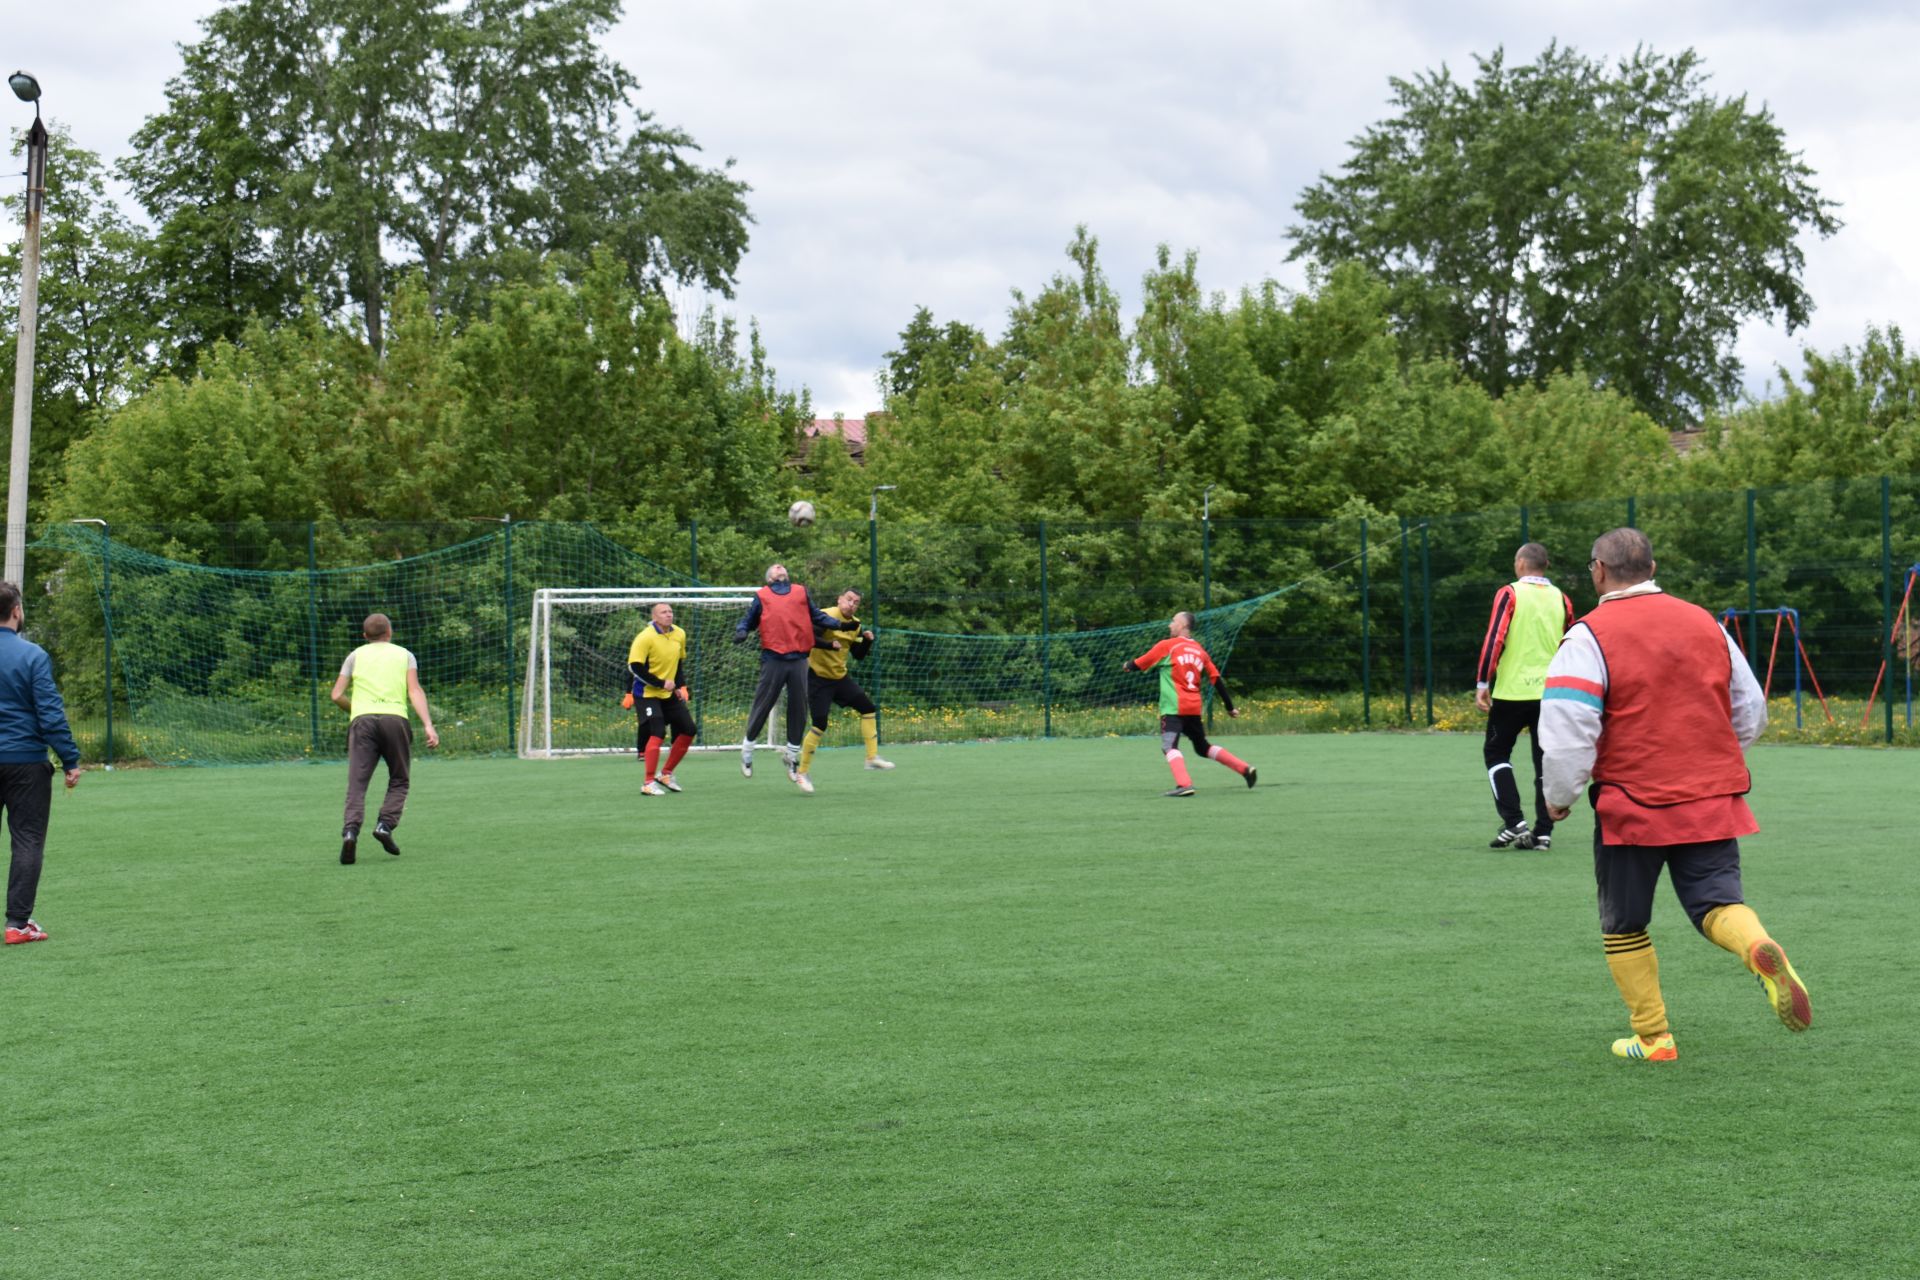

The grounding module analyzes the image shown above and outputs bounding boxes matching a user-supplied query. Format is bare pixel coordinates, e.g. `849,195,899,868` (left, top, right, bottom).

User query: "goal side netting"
520,588,785,759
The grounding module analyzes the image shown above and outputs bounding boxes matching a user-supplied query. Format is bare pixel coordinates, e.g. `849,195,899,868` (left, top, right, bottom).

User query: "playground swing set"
1861,564,1920,730
1719,605,1834,729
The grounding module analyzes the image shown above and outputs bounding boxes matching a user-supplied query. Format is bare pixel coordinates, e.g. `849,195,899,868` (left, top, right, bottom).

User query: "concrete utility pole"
6,71,47,586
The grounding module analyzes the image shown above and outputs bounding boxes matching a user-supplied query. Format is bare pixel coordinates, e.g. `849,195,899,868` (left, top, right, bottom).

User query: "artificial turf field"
4,733,1914,1279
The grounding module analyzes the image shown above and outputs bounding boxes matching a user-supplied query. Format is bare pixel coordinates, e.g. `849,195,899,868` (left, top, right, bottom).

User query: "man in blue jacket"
0,581,82,945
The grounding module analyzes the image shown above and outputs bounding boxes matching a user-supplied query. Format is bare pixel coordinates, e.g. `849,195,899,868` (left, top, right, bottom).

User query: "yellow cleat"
1748,939,1812,1032
1611,1032,1678,1062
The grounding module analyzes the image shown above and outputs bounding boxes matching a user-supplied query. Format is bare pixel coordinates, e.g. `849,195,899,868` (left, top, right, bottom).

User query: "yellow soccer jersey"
808,607,863,680
627,623,687,699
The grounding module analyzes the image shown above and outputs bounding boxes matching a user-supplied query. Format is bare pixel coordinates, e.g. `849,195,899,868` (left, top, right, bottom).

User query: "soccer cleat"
1163,786,1196,798
1748,938,1812,1032
740,749,753,779
641,780,667,797
372,822,401,857
784,757,801,784
1532,834,1553,851
1490,823,1530,849
794,772,815,795
658,772,683,793
864,757,896,771
341,825,359,865
1244,766,1258,789
4,920,48,944
1610,1031,1678,1062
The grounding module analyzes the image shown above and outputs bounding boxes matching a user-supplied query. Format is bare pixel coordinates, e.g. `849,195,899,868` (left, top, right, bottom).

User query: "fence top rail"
533,586,759,598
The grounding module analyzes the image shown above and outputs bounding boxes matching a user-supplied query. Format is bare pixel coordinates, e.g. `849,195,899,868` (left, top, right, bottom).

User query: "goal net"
520,587,782,759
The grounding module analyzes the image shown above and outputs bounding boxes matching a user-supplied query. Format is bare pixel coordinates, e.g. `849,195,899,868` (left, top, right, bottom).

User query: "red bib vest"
1583,592,1750,807
756,584,816,654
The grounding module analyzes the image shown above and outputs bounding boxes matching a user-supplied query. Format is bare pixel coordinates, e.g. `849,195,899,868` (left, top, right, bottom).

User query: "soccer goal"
519,587,783,759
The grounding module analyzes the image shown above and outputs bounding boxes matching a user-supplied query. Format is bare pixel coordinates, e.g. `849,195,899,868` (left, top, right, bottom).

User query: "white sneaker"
784,756,801,784
740,752,753,779
794,772,815,794
658,772,683,793
641,780,666,797
865,757,896,771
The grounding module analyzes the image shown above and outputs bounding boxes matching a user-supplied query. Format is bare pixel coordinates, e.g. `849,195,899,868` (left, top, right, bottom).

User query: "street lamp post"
1202,484,1215,726
6,71,46,587
868,485,895,741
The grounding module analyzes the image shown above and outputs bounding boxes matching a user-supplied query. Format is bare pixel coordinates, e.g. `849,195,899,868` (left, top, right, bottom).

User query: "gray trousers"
344,714,412,829
744,654,810,749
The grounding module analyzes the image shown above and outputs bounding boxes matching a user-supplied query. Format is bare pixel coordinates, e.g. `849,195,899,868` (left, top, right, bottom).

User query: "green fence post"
1745,489,1761,681
100,525,114,769
1626,495,1637,528
1421,520,1434,726
1360,517,1370,727
307,522,320,755
1519,504,1529,545
1400,516,1412,722
868,505,882,743
504,516,515,753
1039,520,1051,738
1883,477,1894,744
687,519,699,736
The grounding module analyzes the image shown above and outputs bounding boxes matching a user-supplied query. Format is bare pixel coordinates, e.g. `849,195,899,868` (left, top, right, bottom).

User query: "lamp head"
9,72,41,105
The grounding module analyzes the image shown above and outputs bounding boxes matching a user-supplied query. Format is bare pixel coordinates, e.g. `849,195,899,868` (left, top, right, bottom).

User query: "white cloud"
11,0,1919,416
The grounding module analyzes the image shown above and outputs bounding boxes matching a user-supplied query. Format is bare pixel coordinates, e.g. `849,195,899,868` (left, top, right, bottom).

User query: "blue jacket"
0,628,80,769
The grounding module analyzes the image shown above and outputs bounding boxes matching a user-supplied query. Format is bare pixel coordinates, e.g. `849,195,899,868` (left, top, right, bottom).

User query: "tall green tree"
1290,44,1841,424
1,125,155,515
123,0,752,360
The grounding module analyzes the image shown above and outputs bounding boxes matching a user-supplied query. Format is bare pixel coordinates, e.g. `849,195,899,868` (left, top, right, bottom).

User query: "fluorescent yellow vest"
1494,581,1566,701
349,643,411,720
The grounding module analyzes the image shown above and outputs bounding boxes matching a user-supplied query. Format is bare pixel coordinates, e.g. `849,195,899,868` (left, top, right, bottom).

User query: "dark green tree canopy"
1289,44,1841,424
122,0,752,361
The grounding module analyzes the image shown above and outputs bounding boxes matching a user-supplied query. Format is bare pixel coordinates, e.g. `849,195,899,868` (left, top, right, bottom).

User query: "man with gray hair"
733,563,851,792
1473,542,1573,849
1539,527,1811,1063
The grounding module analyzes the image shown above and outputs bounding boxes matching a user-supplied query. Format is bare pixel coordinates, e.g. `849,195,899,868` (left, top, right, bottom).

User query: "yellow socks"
1701,903,1767,965
1603,931,1669,1039
799,727,823,774
860,713,879,761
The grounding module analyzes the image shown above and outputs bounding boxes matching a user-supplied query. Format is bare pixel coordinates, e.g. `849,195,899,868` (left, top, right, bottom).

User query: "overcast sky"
12,0,1918,418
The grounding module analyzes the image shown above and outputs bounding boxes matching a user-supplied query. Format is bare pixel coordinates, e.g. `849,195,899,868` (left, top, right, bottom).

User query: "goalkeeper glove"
621,692,635,710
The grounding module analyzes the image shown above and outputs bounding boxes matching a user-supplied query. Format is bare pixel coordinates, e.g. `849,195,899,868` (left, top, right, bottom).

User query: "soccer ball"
788,500,817,527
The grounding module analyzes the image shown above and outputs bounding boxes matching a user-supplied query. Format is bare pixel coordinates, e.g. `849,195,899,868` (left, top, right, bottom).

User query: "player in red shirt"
1125,612,1257,797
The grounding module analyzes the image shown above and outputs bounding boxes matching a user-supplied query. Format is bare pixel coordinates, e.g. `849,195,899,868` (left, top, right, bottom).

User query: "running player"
1124,612,1256,797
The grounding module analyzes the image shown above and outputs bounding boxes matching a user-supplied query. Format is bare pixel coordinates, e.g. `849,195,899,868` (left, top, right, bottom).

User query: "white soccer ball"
788,500,817,527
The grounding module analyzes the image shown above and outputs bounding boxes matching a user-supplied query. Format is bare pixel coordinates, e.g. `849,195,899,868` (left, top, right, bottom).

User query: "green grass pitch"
7,734,1915,1278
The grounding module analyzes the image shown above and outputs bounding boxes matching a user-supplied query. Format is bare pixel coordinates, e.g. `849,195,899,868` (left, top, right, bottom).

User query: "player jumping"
1124,611,1257,797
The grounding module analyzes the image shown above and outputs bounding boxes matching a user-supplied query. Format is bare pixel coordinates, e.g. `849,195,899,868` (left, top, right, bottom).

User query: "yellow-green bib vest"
1495,581,1567,701
349,643,411,720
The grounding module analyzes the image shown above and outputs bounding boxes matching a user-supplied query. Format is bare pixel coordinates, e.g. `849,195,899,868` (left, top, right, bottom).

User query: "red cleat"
5,920,49,944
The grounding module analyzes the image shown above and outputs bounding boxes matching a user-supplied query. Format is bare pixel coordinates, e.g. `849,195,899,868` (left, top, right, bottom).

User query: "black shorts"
636,695,698,741
1160,714,1212,758
809,674,876,729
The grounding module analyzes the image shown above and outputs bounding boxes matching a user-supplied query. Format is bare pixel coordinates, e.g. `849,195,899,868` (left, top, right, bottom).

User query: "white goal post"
519,586,783,759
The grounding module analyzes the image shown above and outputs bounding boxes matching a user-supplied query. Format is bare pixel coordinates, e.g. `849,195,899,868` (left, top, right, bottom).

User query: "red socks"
664,736,692,774
1165,750,1194,788
642,737,662,781
1208,745,1249,776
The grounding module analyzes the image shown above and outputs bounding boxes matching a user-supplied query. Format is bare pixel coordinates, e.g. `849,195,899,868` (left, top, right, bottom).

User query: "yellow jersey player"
795,589,893,790
628,602,695,795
